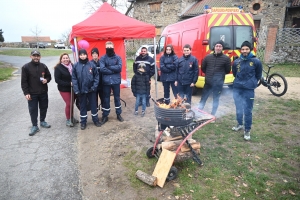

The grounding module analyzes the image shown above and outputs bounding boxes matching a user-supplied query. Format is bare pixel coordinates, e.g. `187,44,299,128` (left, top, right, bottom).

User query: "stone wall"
270,46,300,63
232,0,287,28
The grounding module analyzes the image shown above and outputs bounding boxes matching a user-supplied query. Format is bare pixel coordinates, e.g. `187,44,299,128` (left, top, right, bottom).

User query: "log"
162,135,183,142
181,142,201,152
174,149,200,163
136,170,157,186
161,139,197,151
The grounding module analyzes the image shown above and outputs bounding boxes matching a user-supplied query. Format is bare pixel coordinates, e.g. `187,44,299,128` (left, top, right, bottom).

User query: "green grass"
263,64,300,77
0,62,16,81
0,48,72,56
126,59,134,79
123,96,300,199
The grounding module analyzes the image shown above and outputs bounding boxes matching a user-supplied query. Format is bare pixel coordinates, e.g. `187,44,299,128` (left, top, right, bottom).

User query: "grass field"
0,48,72,56
0,61,16,81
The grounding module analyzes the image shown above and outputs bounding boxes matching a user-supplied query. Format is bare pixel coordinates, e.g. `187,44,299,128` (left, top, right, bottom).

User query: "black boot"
101,116,108,124
81,123,86,130
94,121,102,127
117,114,124,122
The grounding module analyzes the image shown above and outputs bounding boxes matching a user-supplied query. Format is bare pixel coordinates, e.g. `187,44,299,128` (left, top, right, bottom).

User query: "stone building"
133,0,300,36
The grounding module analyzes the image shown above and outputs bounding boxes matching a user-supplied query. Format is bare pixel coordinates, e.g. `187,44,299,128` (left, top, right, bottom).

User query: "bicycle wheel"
267,73,288,97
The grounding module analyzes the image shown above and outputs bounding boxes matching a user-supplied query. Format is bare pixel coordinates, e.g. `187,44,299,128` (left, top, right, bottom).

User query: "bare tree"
61,29,72,47
85,0,135,16
30,25,42,49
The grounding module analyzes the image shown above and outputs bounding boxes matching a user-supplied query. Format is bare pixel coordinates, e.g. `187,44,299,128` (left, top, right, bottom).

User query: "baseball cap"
31,50,41,56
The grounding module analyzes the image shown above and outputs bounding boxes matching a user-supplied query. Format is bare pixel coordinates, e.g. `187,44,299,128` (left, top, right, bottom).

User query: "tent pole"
154,37,157,99
74,37,79,62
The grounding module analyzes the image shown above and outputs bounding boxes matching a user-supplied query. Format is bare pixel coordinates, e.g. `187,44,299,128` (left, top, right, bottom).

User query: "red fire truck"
156,6,257,91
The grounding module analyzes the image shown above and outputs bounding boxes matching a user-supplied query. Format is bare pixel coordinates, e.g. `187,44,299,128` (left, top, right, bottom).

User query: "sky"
0,0,92,42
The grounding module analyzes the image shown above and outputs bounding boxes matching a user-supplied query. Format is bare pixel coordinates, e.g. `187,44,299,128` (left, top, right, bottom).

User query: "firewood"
180,142,201,152
136,170,157,186
174,149,200,163
162,139,197,151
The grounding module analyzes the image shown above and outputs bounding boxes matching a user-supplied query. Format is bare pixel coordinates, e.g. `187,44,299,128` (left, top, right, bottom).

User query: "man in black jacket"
198,40,231,118
21,50,52,136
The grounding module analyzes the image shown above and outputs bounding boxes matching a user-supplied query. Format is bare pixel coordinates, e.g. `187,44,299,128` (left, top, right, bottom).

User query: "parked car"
32,43,46,48
54,42,66,49
135,44,156,58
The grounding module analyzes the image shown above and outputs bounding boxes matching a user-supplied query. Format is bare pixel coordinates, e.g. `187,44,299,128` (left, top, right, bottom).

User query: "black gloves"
76,93,81,97
88,88,94,93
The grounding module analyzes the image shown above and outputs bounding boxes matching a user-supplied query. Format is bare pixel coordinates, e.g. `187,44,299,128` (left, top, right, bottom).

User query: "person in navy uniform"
100,41,124,124
175,44,198,104
72,49,102,130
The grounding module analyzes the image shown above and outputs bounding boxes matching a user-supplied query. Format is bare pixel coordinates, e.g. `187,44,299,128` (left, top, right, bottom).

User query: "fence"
276,28,300,46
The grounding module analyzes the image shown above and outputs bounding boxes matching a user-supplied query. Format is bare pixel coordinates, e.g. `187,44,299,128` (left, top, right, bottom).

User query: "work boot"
66,119,74,127
80,123,86,130
244,130,251,141
29,126,40,136
232,124,243,131
117,114,124,122
71,117,79,123
101,116,108,124
40,121,51,128
94,121,102,127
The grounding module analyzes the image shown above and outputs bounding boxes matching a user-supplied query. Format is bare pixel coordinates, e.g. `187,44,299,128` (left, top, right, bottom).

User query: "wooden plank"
152,149,176,188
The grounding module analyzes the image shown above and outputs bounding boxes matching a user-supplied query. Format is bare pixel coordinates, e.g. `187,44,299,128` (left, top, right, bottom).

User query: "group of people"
154,40,262,141
21,40,262,141
21,41,125,135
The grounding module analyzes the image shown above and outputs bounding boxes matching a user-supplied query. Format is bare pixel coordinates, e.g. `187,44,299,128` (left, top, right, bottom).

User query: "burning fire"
156,94,191,109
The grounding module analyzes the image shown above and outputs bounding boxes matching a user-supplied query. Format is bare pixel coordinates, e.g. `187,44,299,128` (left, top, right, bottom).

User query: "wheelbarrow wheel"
166,166,178,182
146,147,158,158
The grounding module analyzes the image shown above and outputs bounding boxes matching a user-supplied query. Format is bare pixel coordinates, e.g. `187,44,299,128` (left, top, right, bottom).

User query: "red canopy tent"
69,2,156,88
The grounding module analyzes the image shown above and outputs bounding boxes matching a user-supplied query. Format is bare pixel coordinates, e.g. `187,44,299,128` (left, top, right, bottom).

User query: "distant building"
21,36,52,48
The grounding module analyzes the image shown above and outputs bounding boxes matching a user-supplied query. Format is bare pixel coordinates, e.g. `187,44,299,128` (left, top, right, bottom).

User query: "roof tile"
182,0,233,16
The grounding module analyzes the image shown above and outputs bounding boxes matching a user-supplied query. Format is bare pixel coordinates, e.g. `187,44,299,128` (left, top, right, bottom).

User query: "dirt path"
78,77,300,200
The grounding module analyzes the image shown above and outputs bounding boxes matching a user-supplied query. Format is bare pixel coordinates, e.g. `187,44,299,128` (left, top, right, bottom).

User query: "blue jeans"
199,83,223,115
28,93,48,126
102,84,122,117
79,92,99,124
162,81,178,104
135,94,146,112
233,88,255,130
177,83,193,104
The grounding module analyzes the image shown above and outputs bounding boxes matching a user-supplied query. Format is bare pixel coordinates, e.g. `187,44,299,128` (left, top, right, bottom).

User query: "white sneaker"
244,130,251,141
134,111,138,115
232,124,243,131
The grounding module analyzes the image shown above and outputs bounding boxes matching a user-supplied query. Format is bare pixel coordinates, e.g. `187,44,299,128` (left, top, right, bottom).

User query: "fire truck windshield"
209,26,253,50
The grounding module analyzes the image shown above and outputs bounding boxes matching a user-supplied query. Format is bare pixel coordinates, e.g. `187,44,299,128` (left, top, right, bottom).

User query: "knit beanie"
241,41,253,51
214,40,224,47
78,49,88,55
91,48,99,56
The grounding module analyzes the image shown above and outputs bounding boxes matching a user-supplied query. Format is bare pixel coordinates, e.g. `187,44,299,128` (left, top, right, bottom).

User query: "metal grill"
276,28,300,46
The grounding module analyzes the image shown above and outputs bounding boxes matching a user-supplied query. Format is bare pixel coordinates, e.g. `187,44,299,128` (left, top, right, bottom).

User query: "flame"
157,94,189,109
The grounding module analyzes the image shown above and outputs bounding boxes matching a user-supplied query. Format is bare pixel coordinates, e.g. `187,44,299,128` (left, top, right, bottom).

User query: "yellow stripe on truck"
245,14,254,26
208,14,218,27
233,15,242,25
237,14,249,25
214,14,228,26
224,15,232,25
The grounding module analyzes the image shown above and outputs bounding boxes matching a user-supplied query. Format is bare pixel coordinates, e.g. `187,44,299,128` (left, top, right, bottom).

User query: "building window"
149,1,162,13
253,3,261,11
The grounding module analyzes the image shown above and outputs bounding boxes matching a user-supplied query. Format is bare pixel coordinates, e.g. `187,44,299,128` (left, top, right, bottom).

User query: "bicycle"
257,65,288,97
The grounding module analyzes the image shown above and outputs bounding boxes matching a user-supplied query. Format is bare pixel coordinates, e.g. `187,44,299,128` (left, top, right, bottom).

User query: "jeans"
233,88,255,130
79,92,99,124
135,94,146,111
28,93,48,126
177,84,193,104
102,84,122,117
162,81,178,104
199,83,223,115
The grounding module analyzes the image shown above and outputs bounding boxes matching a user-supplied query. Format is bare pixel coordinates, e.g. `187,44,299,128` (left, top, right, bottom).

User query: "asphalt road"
0,55,82,200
